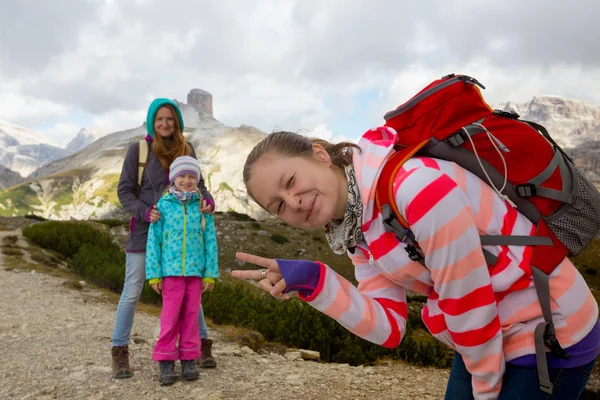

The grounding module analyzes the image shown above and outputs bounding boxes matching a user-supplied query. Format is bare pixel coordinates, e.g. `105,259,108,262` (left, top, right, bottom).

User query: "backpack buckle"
405,244,422,261
381,204,408,242
516,183,537,197
544,326,571,360
493,109,521,119
446,130,467,147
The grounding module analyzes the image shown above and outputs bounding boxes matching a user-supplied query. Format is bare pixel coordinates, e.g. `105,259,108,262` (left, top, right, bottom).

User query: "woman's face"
154,106,176,138
247,145,348,229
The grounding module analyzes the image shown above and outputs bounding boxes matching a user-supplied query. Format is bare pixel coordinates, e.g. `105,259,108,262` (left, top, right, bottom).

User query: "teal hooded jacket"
145,191,219,281
146,98,186,139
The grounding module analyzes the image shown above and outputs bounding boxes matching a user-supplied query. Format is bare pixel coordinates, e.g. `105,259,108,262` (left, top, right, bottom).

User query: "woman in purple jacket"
111,98,217,379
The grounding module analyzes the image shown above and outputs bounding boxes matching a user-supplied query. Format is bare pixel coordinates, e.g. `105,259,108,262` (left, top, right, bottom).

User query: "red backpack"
373,73,600,394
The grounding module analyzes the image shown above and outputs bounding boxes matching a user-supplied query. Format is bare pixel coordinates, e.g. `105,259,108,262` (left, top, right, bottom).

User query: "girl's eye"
287,175,294,188
277,201,283,215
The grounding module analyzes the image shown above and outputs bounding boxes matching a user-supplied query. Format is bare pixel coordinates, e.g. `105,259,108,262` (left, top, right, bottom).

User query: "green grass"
94,174,121,205
0,183,38,216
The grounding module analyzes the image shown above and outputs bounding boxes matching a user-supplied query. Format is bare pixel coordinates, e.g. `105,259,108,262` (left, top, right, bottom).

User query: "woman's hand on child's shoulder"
201,199,214,214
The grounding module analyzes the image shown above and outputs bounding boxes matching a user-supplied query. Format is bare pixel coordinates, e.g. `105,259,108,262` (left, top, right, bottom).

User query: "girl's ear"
312,143,332,165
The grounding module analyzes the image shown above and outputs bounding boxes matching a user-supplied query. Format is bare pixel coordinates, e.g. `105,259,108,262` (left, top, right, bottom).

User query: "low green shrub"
23,221,116,258
270,234,288,244
202,282,452,368
95,219,128,228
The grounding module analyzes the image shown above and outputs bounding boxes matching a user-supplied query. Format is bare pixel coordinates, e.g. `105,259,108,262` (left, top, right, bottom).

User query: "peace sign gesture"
231,252,290,301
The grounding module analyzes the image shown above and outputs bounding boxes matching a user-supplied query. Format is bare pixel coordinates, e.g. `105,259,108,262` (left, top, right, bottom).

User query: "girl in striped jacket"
232,127,599,399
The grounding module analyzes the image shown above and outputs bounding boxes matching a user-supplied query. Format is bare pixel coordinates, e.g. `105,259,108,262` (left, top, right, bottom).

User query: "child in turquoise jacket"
146,155,218,385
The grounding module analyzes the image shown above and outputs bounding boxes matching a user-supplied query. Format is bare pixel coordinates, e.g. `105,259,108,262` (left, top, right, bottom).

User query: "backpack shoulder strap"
374,139,514,266
374,141,429,264
137,139,149,188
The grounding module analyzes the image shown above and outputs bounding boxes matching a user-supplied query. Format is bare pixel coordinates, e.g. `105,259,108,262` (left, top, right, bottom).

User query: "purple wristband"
144,207,152,223
275,259,321,296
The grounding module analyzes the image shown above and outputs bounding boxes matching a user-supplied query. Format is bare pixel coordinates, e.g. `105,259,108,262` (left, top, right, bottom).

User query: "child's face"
174,174,198,192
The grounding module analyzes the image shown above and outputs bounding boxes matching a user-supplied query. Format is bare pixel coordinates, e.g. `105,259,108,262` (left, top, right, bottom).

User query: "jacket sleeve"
189,143,214,204
117,141,151,220
202,213,219,279
394,164,504,400
298,247,408,349
145,200,165,281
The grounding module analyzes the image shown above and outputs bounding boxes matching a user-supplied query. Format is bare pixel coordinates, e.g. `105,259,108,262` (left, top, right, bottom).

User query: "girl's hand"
231,252,289,300
201,200,214,213
151,282,162,294
203,281,214,292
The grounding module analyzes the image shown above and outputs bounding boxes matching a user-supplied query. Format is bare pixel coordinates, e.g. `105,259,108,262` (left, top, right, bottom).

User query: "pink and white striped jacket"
299,126,598,399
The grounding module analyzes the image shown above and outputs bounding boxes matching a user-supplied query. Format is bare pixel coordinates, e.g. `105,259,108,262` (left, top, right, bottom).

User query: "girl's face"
154,106,176,138
174,174,198,193
246,145,348,229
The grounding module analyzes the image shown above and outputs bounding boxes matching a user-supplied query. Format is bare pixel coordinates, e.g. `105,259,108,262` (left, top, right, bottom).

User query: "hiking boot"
198,338,217,368
181,359,199,381
158,361,177,386
111,345,133,379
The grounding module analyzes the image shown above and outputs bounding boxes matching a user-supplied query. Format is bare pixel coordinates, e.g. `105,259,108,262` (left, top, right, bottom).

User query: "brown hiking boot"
198,339,216,368
112,345,133,379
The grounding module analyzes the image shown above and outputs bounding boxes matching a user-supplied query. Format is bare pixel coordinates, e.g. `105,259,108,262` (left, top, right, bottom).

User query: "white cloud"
89,109,146,135
0,93,69,126
298,124,357,144
0,0,598,146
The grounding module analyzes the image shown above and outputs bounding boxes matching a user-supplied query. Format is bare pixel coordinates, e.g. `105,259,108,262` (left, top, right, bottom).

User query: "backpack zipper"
182,203,187,275
383,75,485,121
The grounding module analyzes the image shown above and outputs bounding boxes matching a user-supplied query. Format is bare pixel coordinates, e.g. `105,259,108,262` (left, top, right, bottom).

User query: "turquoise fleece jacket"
145,191,219,281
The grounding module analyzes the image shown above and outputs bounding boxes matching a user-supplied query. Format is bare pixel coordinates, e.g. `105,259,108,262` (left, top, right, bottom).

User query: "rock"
270,353,285,362
240,346,255,356
285,351,302,361
300,349,320,361
235,258,246,267
285,374,305,386
207,391,223,400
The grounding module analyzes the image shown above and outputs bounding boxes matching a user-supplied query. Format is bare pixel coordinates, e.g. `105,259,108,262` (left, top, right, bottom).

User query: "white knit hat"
169,156,201,184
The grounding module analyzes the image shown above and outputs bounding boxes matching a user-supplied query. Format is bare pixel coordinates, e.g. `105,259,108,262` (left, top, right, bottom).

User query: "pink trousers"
152,276,202,361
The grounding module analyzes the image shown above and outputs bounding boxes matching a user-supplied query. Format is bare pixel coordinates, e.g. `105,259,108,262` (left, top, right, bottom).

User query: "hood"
352,126,398,226
146,98,185,139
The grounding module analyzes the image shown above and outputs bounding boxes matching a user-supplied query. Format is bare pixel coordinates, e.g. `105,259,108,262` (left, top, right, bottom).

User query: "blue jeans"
445,352,595,400
112,252,210,346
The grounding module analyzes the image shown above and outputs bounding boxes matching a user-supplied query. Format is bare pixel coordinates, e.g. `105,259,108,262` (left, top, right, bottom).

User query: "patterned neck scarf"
168,186,198,204
167,186,206,230
324,164,364,255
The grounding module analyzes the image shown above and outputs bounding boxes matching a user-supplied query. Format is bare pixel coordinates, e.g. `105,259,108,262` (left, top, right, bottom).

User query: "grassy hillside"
0,172,121,217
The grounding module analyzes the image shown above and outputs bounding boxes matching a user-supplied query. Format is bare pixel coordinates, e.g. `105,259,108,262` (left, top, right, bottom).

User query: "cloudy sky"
1,0,599,147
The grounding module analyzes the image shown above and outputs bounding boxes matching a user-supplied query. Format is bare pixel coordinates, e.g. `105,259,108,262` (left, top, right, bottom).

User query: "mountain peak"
65,128,103,153
172,88,215,130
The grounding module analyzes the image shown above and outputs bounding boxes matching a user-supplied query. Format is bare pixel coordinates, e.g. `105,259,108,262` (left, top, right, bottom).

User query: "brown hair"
243,131,360,199
152,104,191,169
